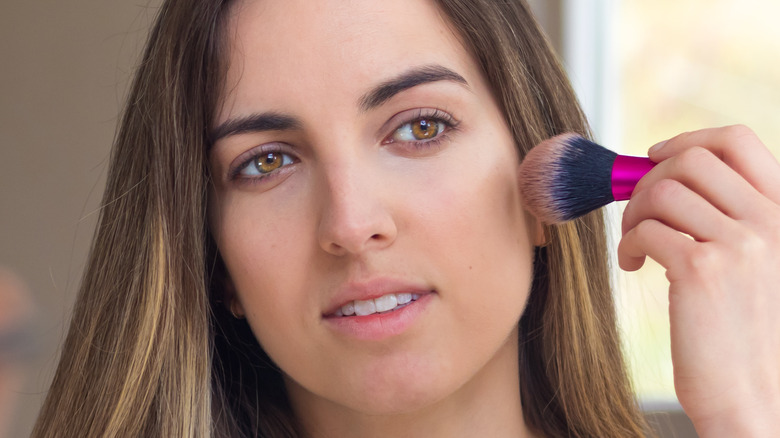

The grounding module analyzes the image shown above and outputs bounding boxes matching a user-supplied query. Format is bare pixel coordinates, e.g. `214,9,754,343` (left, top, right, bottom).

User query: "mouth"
323,289,435,340
329,292,426,317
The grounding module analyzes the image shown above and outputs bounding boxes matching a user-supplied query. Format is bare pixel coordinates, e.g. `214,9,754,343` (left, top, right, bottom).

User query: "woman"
33,0,780,436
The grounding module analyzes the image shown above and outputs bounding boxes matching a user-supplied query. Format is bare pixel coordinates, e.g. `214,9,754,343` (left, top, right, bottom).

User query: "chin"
333,357,462,416
344,378,452,416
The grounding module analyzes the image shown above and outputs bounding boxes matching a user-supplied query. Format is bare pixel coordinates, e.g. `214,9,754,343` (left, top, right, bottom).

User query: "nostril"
317,202,398,255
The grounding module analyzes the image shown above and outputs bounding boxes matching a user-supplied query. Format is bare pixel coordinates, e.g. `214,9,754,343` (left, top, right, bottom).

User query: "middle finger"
630,146,764,223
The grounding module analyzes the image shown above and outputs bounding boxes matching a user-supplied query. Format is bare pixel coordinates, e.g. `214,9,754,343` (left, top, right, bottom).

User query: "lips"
323,286,434,341
324,277,433,318
332,292,424,317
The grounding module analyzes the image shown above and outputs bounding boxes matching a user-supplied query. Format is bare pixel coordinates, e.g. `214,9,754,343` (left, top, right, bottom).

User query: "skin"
619,126,780,436
207,0,780,436
209,0,541,437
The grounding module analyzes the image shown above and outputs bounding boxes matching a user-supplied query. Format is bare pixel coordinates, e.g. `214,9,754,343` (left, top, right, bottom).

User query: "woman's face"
209,0,539,417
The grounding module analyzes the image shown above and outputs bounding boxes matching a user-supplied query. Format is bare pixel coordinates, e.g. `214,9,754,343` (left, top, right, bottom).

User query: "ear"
530,214,548,247
230,299,246,319
222,273,246,319
519,169,548,247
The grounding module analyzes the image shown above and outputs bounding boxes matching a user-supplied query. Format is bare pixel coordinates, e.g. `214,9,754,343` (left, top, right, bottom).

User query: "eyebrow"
211,112,302,143
210,64,469,143
358,64,470,112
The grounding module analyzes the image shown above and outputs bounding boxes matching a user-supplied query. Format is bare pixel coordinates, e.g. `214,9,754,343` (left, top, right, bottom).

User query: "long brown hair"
33,0,648,436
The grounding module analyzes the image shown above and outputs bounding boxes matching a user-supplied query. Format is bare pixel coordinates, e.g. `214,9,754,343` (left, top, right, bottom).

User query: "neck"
288,328,536,438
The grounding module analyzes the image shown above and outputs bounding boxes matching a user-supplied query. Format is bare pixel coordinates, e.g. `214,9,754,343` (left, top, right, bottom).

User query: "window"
533,0,780,403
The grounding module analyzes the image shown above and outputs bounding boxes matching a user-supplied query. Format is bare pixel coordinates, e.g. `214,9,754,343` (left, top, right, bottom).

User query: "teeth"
353,299,376,316
374,294,398,312
337,292,421,317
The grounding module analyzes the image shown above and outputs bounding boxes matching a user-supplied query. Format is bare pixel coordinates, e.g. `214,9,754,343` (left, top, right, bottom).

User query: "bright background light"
561,0,780,402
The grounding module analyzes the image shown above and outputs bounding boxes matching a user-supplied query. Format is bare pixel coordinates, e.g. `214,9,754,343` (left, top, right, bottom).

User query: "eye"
232,148,297,180
253,152,286,174
383,109,459,148
391,117,446,143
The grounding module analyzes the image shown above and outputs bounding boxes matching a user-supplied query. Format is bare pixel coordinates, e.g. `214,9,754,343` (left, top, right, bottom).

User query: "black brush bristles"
519,133,617,224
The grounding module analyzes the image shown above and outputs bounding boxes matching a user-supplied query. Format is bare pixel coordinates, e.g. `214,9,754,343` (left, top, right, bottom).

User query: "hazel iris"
411,119,439,140
255,152,283,173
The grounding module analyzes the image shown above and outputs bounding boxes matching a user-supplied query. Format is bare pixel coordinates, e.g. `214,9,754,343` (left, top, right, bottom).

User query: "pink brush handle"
611,155,656,201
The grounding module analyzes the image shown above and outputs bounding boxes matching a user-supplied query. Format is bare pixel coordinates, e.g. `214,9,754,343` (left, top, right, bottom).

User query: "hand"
617,125,780,437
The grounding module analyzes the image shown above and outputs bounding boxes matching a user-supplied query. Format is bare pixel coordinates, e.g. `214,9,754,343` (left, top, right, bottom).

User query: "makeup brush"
519,133,656,224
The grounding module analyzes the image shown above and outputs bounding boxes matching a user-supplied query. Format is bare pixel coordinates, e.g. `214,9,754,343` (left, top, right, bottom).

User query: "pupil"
413,119,437,139
256,153,282,173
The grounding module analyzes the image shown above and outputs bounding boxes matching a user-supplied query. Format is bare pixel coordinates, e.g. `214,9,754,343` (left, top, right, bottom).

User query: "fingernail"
648,140,668,155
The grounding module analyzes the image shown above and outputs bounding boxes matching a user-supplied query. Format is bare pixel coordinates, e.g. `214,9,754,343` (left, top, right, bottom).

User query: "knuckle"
687,244,722,276
648,179,683,207
733,227,769,258
675,146,713,172
721,124,759,154
722,123,755,141
672,130,695,143
633,219,658,240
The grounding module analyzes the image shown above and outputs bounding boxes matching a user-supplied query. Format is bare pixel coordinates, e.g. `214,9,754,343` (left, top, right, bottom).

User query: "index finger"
648,125,780,204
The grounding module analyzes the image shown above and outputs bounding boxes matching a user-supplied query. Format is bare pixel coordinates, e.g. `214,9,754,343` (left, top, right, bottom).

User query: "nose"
316,163,398,256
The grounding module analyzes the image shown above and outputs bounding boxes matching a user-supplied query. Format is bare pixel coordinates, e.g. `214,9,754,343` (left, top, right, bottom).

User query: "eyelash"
229,144,297,183
228,109,460,183
382,109,460,151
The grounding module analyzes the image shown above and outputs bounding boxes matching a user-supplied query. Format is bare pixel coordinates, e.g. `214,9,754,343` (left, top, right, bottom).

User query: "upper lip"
324,277,434,316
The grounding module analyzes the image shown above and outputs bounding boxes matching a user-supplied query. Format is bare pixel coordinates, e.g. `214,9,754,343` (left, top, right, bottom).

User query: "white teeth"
353,299,376,316
374,294,398,312
335,292,422,317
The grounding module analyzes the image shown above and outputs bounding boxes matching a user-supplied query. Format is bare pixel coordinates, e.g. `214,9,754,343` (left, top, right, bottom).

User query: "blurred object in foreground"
0,268,39,438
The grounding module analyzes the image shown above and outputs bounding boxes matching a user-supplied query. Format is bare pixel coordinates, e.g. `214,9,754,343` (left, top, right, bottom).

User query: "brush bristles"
519,133,617,224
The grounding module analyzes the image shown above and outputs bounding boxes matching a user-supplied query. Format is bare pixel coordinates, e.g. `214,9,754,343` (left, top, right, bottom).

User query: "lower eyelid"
229,161,298,189
392,131,453,156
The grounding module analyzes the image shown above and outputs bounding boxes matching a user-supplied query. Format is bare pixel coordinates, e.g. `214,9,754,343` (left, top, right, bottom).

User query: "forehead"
217,0,480,121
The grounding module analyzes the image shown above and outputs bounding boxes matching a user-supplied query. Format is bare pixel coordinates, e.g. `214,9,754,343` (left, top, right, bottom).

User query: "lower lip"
323,292,434,341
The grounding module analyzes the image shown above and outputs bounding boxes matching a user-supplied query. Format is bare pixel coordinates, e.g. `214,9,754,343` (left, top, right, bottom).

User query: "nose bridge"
316,152,397,255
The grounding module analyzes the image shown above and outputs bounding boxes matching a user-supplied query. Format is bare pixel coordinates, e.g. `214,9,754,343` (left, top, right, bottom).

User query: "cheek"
412,140,530,256
410,141,534,313
211,194,315,332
